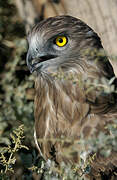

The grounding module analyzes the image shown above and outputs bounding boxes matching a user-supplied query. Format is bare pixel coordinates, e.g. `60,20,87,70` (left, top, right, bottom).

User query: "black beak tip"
29,67,34,73
28,65,35,74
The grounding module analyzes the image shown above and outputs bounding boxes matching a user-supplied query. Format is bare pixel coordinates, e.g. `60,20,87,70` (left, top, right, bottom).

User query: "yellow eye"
55,36,67,47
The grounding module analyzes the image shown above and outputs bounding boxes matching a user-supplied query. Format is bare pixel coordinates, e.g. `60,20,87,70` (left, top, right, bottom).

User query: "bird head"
26,15,115,82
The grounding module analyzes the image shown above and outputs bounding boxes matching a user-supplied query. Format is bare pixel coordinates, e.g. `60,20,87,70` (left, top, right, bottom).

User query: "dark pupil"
58,38,63,43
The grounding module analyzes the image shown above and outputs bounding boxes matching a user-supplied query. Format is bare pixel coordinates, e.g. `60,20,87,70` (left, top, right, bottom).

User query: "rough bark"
15,0,117,75
63,0,117,75
15,0,37,32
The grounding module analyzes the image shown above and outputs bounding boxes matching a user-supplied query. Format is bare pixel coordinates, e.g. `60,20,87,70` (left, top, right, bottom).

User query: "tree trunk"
15,0,117,75
63,0,117,75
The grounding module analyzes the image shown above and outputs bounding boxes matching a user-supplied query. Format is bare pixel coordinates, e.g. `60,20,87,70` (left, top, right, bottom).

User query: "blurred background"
0,0,117,179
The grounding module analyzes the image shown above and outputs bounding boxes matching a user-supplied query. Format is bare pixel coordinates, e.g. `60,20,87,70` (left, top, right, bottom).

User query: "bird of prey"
26,15,117,179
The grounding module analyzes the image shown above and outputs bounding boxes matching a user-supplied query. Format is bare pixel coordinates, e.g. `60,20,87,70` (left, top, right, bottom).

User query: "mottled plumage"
26,15,117,179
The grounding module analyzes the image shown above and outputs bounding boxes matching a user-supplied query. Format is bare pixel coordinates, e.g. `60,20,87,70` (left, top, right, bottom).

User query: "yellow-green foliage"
0,125,28,174
0,0,34,145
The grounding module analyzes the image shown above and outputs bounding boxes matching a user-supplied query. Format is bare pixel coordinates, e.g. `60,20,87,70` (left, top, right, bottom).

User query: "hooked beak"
26,52,42,73
26,51,57,73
